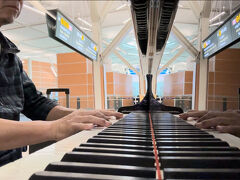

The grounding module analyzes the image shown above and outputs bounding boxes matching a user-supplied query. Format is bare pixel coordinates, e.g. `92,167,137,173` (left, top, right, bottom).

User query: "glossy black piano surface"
29,112,240,180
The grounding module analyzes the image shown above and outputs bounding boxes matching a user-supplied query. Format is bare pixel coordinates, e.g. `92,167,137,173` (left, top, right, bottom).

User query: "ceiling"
1,0,238,74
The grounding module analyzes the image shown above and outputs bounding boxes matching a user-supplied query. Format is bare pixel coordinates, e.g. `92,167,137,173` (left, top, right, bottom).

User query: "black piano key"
88,137,153,146
158,146,240,151
115,123,190,126
94,135,152,140
29,171,155,180
113,123,150,125
101,129,207,134
98,132,152,137
155,134,213,138
73,147,154,156
155,130,209,134
80,143,153,151
157,140,229,146
160,157,240,168
61,152,155,167
45,162,156,178
111,125,151,128
99,132,213,138
158,151,240,157
154,127,200,130
107,127,151,130
164,168,240,179
156,138,221,141
102,129,152,133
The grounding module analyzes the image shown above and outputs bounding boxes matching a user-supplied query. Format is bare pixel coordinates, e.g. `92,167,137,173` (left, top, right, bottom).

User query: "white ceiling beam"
157,48,185,75
187,1,201,20
101,20,132,62
103,41,139,76
151,45,165,75
157,37,198,75
172,26,199,58
29,1,56,20
100,1,113,23
170,36,198,53
202,0,211,18
113,50,139,76
89,1,100,23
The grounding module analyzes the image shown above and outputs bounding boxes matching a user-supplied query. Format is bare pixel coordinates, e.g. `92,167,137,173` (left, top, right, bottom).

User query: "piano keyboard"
27,112,240,180
0,112,240,179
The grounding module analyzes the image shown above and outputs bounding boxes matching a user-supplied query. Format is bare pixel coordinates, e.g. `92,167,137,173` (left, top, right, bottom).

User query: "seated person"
179,110,240,137
0,0,123,166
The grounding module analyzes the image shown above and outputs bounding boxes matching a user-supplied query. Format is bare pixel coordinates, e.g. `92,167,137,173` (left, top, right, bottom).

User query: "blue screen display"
55,11,98,61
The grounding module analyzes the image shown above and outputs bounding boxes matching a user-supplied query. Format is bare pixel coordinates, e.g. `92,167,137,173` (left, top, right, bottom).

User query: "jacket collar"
0,31,20,54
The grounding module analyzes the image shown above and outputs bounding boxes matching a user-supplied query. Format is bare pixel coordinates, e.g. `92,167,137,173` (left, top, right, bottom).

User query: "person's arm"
20,68,58,121
0,111,111,151
0,119,53,151
46,106,123,121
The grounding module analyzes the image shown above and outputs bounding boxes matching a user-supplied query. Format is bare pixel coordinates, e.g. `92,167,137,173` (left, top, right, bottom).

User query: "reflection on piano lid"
0,112,240,179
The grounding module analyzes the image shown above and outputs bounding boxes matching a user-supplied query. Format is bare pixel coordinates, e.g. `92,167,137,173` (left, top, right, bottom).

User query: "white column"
92,21,103,109
27,59,32,79
191,62,197,110
139,73,145,98
198,17,209,110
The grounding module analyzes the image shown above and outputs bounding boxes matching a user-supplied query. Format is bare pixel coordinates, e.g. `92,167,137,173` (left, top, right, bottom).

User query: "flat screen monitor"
202,7,240,59
55,11,98,61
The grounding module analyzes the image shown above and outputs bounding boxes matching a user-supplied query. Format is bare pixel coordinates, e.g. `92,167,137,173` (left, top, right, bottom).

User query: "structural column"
197,17,209,110
89,0,105,109
27,59,32,79
92,21,104,109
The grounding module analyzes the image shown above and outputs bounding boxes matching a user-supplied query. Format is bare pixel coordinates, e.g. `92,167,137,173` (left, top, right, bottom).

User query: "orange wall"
57,52,95,109
106,72,133,108
163,71,193,97
106,72,133,97
208,48,240,111
22,60,58,94
161,71,193,109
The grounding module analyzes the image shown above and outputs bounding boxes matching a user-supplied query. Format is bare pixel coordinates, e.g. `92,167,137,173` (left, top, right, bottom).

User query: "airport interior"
1,0,240,179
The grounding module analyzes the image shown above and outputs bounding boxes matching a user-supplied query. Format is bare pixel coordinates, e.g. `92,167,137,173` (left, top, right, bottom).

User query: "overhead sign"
47,10,98,61
202,7,240,59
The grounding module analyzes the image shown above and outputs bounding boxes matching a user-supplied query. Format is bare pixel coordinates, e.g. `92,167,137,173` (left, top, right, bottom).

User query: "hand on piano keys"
179,110,240,138
50,110,123,141
1,112,240,180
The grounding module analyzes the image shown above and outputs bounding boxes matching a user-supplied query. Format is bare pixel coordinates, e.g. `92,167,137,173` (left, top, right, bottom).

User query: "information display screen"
202,8,240,59
55,11,98,61
231,11,240,41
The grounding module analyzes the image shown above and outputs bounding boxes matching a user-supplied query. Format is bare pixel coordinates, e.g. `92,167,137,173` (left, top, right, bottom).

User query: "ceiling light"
116,4,127,11
123,18,131,24
209,21,224,27
79,26,92,32
77,17,92,27
209,12,226,22
23,4,45,16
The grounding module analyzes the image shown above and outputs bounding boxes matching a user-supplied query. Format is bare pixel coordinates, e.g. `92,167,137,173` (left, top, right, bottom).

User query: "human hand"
179,110,208,120
51,110,112,141
195,111,240,137
77,109,123,120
